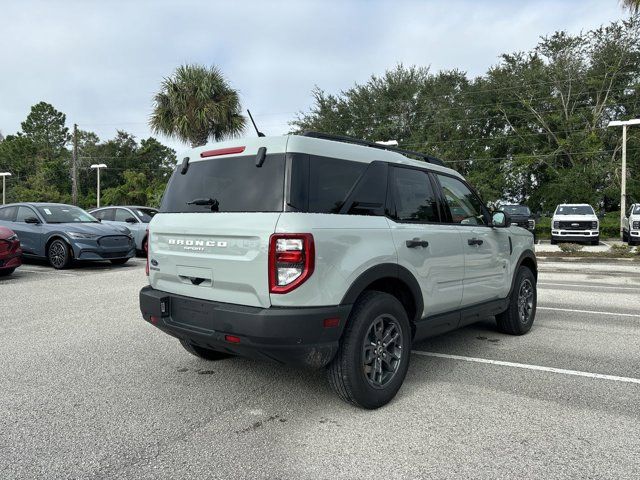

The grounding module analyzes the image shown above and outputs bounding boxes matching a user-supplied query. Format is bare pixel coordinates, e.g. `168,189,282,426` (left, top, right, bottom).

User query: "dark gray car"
0,202,136,269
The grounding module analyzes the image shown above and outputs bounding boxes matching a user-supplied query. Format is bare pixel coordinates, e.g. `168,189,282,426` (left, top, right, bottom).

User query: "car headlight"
591,221,598,229
7,234,18,241
633,221,640,230
66,232,99,239
553,221,559,229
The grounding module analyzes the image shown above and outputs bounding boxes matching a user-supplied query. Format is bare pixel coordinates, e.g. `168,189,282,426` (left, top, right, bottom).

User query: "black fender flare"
45,234,74,258
508,249,537,298
340,263,424,322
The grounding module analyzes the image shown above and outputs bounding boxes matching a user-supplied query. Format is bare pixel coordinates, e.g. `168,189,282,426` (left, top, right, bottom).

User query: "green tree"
21,102,70,159
150,64,246,147
622,0,640,13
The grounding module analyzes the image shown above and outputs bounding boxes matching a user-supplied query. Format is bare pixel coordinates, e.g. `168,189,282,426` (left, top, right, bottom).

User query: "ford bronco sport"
139,132,537,409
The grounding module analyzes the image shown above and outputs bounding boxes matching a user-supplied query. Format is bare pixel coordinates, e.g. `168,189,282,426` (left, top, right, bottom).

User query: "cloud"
0,0,626,152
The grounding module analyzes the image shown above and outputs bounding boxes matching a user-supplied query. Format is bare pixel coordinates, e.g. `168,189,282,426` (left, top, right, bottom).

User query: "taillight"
145,228,150,276
269,233,314,294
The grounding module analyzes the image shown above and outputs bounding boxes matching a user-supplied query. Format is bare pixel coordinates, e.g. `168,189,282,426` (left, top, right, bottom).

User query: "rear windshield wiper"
187,198,220,211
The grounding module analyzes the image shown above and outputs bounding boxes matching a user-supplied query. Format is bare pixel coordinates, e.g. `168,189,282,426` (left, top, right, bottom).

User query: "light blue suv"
90,206,158,253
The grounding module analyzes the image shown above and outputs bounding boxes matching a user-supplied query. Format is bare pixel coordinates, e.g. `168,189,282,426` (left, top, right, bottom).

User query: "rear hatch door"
148,141,287,308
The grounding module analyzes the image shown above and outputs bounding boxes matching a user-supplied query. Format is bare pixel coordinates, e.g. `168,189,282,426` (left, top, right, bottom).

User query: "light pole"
90,164,107,208
0,172,11,205
608,119,640,234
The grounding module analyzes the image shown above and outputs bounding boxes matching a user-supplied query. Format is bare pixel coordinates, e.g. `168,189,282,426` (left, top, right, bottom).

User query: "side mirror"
125,217,138,224
492,211,510,228
24,217,41,224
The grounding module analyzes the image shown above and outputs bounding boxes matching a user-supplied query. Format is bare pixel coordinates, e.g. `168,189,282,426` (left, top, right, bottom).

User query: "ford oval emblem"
151,259,158,266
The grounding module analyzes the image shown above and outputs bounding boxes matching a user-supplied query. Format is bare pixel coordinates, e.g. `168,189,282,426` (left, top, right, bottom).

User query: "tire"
550,238,557,245
0,268,15,277
591,239,599,246
327,291,412,409
179,339,233,361
110,258,129,265
48,239,71,269
496,266,536,335
623,230,628,242
141,236,148,255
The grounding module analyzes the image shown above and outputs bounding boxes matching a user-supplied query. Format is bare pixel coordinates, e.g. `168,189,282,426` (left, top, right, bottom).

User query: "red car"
0,226,22,276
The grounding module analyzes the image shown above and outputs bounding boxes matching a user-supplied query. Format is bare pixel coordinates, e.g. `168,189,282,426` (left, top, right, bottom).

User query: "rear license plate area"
170,297,216,333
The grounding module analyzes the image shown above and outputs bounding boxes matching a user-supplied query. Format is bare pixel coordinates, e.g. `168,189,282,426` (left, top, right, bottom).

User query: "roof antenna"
247,110,265,137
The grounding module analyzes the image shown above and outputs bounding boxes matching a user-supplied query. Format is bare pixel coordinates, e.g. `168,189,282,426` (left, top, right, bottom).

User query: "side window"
389,167,439,223
0,206,17,221
99,209,115,221
341,162,388,216
16,206,36,222
436,174,487,226
308,156,366,213
114,208,132,222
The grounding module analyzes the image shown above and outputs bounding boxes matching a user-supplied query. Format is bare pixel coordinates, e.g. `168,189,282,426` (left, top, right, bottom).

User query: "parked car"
0,226,22,276
90,206,158,253
622,203,640,246
139,132,537,409
551,203,599,245
501,204,536,238
0,203,136,269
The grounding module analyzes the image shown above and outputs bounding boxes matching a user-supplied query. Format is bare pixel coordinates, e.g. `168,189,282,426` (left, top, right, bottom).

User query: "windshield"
502,205,530,216
634,205,640,215
36,205,98,223
160,154,285,213
555,205,594,216
134,208,158,223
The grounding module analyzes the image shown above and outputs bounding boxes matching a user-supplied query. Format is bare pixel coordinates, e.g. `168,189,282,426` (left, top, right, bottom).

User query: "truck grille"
558,221,592,230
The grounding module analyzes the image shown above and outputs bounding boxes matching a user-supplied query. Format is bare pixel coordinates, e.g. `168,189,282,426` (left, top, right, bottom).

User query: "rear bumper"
139,286,352,368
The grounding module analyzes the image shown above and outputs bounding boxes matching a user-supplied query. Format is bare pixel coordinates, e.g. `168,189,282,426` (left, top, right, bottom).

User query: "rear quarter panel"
271,213,396,307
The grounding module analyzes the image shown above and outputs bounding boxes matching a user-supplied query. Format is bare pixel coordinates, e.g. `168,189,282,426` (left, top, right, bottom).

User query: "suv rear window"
160,154,285,213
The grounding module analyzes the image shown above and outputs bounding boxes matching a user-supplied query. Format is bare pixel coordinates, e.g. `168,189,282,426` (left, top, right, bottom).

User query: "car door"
13,206,43,255
434,173,511,307
386,165,464,320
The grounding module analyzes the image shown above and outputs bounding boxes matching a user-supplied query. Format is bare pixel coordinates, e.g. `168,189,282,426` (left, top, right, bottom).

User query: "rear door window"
388,167,440,223
161,154,285,213
0,206,18,221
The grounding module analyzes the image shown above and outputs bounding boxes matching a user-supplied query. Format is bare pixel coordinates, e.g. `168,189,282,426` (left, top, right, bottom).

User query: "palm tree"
621,0,640,12
150,65,246,147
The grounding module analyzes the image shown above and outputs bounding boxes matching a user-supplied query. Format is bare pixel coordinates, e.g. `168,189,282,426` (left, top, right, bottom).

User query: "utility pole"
608,119,640,234
72,123,78,205
0,172,11,205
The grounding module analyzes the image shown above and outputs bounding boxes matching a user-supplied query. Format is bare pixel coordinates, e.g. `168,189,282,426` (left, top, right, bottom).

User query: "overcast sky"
0,0,627,152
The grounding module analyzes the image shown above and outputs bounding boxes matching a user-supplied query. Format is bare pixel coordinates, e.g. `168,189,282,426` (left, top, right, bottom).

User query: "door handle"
406,238,429,248
468,238,484,246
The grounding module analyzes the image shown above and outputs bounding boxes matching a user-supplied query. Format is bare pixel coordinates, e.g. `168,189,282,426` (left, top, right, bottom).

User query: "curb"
537,256,639,263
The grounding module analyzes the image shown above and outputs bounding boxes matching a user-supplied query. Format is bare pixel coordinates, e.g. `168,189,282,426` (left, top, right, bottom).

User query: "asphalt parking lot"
1,259,639,479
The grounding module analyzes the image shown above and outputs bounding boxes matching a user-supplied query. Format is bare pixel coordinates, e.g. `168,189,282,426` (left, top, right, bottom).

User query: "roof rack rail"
302,131,445,166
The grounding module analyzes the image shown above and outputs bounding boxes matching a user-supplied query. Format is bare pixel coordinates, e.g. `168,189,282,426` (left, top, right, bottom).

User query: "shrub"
611,244,631,254
558,243,584,253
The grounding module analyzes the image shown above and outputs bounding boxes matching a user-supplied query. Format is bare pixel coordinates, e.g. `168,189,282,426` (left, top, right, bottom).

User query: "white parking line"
539,282,640,291
538,306,640,318
16,268,76,276
412,351,640,385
